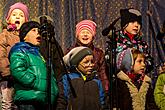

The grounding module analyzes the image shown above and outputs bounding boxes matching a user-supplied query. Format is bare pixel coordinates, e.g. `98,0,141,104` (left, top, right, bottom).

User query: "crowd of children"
0,1,164,110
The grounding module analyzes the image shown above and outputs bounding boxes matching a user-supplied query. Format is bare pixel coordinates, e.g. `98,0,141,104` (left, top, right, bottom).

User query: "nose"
142,61,145,67
16,15,20,19
88,62,94,67
84,32,88,36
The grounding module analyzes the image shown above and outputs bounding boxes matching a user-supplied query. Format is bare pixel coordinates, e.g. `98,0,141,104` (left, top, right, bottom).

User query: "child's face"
24,28,41,46
77,55,94,75
7,9,26,30
77,29,94,45
124,21,141,35
133,54,146,74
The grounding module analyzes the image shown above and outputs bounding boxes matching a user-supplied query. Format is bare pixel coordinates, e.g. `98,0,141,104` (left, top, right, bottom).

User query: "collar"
124,31,135,41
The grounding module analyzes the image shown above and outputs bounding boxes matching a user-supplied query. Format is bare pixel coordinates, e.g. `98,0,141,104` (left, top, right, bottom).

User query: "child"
117,8,144,52
154,62,165,110
116,8,154,74
56,46,105,110
9,21,59,110
66,20,109,93
0,2,29,109
116,48,158,110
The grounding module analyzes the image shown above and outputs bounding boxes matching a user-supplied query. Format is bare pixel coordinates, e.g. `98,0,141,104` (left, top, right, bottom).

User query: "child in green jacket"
9,21,58,110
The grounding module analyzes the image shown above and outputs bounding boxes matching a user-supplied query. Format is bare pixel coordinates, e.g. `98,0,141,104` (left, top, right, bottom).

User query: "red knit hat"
76,20,97,37
6,2,29,22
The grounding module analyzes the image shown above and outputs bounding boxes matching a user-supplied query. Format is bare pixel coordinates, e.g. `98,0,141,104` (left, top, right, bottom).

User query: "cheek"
20,18,26,22
7,17,14,23
78,64,86,71
89,37,94,41
77,36,82,40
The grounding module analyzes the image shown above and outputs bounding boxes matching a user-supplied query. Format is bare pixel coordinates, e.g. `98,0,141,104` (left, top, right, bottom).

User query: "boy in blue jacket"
56,46,105,110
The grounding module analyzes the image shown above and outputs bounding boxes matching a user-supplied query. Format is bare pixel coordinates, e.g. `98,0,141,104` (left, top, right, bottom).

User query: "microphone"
102,17,120,36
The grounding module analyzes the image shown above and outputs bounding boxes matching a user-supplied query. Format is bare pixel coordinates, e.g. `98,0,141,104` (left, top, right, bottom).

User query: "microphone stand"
43,32,52,110
103,18,119,110
51,34,77,99
43,32,77,110
39,16,77,110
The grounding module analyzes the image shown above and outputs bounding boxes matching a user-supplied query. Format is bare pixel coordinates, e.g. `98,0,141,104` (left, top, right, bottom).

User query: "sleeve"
9,51,36,87
0,33,10,77
56,76,68,110
154,74,165,109
97,50,109,92
98,80,105,106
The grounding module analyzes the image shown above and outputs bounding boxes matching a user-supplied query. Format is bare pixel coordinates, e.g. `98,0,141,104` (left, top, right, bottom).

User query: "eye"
12,13,16,16
20,14,24,17
32,29,36,32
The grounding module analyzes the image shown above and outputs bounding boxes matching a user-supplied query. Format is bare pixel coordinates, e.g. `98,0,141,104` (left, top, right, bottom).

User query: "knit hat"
116,48,134,72
19,21,40,41
6,2,29,22
120,8,142,28
76,20,97,37
63,46,93,67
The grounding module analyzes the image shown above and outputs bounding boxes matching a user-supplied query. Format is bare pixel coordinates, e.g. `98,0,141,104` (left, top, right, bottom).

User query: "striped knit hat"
63,46,93,67
6,2,29,22
76,20,97,37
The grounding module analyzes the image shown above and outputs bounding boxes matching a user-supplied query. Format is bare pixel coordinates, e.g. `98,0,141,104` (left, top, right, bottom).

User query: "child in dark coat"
56,46,105,110
116,48,158,110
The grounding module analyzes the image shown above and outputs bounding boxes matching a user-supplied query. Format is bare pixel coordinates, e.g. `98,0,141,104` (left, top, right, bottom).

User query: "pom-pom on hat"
116,48,134,72
76,20,97,37
6,2,29,22
120,8,142,28
19,21,40,41
63,46,93,67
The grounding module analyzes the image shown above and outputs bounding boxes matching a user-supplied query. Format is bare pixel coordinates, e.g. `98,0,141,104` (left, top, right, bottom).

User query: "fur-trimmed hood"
117,71,151,110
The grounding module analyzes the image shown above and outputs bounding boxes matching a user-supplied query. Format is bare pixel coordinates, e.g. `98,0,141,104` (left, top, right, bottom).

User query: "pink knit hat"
76,20,97,37
6,2,29,22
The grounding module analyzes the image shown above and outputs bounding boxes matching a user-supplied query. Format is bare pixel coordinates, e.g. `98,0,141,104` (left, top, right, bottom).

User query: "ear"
23,36,27,41
6,19,9,24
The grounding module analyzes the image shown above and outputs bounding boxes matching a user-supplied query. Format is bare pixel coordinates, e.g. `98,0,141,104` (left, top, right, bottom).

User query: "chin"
33,42,40,46
86,72,92,75
36,43,40,46
82,42,90,45
131,32,138,35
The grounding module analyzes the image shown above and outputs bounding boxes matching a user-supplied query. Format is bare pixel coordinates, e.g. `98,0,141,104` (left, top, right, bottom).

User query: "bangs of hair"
132,48,145,61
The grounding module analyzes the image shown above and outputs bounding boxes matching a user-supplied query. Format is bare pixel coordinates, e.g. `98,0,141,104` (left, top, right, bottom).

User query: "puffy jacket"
9,42,58,105
0,29,19,80
154,73,165,110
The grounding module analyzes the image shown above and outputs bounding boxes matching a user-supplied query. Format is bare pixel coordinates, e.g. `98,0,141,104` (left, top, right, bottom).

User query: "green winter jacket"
154,73,165,110
9,42,58,105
